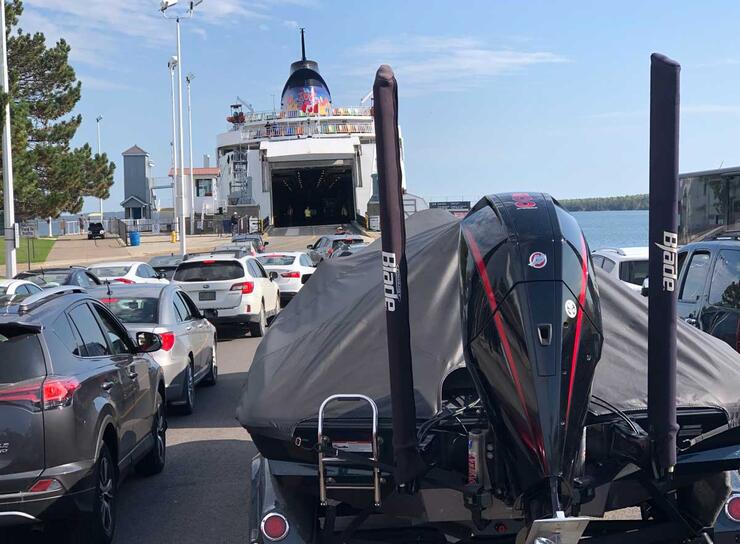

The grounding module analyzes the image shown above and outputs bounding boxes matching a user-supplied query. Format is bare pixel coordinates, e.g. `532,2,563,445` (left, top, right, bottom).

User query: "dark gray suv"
0,287,167,543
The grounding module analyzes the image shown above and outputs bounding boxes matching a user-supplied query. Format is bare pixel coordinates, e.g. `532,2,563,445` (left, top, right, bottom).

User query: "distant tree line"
558,194,649,211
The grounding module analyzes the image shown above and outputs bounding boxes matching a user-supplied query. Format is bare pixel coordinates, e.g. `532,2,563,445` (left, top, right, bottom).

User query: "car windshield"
257,255,296,266
100,297,159,324
89,266,131,278
332,238,364,249
173,261,244,282
149,255,182,267
0,326,46,383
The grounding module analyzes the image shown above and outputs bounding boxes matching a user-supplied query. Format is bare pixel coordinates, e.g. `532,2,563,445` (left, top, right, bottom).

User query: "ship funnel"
647,53,680,476
373,65,423,489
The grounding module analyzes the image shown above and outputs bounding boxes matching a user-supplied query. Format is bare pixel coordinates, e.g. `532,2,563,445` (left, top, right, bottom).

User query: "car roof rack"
596,247,626,256
19,286,87,310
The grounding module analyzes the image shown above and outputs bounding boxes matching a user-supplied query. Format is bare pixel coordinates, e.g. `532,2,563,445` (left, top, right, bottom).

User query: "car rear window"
38,272,71,285
332,239,364,249
174,261,244,282
89,266,131,278
0,327,46,383
99,297,159,324
257,255,296,266
619,259,649,286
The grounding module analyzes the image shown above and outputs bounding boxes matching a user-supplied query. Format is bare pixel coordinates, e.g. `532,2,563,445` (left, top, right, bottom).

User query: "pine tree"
0,0,115,221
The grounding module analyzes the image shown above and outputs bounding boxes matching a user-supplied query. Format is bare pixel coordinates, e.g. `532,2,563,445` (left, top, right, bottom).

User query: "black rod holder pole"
373,65,422,489
648,53,680,477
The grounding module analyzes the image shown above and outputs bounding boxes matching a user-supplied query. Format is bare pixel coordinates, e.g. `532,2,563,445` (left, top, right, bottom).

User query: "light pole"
186,72,195,234
1,1,16,277
167,56,180,243
161,0,203,255
96,115,103,219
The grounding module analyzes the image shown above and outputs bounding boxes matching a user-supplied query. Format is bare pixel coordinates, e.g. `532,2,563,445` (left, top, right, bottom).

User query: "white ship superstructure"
214,32,405,228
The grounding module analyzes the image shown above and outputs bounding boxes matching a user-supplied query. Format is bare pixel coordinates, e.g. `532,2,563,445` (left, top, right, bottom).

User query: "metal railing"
235,106,373,125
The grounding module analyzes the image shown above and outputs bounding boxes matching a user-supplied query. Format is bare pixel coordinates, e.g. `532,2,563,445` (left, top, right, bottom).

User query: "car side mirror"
269,271,279,281
641,277,649,297
307,244,313,249
263,241,269,246
136,332,162,353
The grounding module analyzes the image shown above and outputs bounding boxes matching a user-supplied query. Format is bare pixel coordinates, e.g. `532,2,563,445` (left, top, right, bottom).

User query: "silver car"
90,284,217,415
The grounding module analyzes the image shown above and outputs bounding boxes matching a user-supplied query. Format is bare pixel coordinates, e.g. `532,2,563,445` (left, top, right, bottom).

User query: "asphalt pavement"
113,330,259,544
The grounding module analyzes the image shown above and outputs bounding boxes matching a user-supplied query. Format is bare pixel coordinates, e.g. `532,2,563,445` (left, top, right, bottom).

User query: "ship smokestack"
648,53,680,476
373,65,422,489
300,28,306,61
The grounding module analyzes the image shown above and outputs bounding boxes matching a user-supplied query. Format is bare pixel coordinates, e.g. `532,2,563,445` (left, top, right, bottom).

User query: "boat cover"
237,209,740,441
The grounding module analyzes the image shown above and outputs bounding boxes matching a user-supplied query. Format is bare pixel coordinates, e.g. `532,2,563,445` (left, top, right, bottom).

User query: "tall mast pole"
175,17,187,255
187,74,195,234
1,1,16,278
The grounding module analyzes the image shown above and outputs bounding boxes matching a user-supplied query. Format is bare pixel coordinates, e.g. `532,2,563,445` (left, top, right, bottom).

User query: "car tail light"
203,259,216,264
42,377,80,410
261,513,289,541
159,332,176,351
281,271,300,278
100,298,119,304
0,379,43,411
727,495,740,522
28,479,63,493
231,281,254,294
114,277,135,284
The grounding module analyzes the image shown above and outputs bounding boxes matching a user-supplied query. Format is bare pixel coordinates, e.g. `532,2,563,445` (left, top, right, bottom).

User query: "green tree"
0,0,114,220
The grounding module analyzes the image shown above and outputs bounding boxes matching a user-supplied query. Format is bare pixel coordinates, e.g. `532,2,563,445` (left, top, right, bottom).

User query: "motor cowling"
459,192,603,507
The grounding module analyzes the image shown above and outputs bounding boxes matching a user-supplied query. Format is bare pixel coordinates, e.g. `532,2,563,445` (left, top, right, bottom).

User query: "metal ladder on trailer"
317,394,381,507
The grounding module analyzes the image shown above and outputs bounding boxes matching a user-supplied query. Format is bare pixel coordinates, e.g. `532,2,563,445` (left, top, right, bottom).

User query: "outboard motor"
460,192,603,518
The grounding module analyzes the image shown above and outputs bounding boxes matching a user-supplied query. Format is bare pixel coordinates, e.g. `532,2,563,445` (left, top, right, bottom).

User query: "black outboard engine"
460,192,603,518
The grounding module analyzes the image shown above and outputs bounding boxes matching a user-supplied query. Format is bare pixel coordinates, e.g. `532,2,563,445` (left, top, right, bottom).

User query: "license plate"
199,291,216,301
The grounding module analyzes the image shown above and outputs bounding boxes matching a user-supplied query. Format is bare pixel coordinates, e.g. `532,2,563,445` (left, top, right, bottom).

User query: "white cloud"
350,34,568,95
283,19,300,29
259,23,270,31
18,0,299,70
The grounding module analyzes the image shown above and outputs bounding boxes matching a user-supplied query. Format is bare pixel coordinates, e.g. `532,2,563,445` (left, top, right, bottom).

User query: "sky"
17,0,740,212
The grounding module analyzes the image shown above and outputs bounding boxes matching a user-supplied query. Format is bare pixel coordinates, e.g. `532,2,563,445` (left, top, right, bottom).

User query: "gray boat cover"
237,209,740,441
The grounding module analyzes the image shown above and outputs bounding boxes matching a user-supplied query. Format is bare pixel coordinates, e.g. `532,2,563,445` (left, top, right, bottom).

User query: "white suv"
172,255,280,337
591,247,649,291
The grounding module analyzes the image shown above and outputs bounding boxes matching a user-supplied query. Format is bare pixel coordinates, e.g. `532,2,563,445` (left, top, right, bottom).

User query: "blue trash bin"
129,231,141,246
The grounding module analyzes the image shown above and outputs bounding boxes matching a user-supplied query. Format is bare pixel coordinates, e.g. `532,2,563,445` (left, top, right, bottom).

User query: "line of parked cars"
593,238,740,353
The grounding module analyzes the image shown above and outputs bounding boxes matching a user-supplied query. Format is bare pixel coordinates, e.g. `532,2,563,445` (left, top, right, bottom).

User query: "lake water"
572,210,648,250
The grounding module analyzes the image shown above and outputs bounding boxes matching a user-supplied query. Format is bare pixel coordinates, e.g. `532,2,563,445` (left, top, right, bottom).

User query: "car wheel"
74,443,117,543
202,344,218,386
249,306,267,338
135,391,167,476
178,363,195,415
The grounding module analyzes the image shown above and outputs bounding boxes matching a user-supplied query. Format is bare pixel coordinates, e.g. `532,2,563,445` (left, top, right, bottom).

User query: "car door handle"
186,326,193,331
102,381,115,391
685,317,697,326
127,367,138,379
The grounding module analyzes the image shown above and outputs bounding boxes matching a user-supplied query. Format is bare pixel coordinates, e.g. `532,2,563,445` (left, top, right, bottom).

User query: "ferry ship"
212,31,406,230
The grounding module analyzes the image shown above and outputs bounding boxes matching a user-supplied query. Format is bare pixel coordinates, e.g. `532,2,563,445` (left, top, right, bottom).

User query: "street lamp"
167,56,180,242
96,115,104,219
1,1,17,277
160,0,203,256
186,72,195,234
